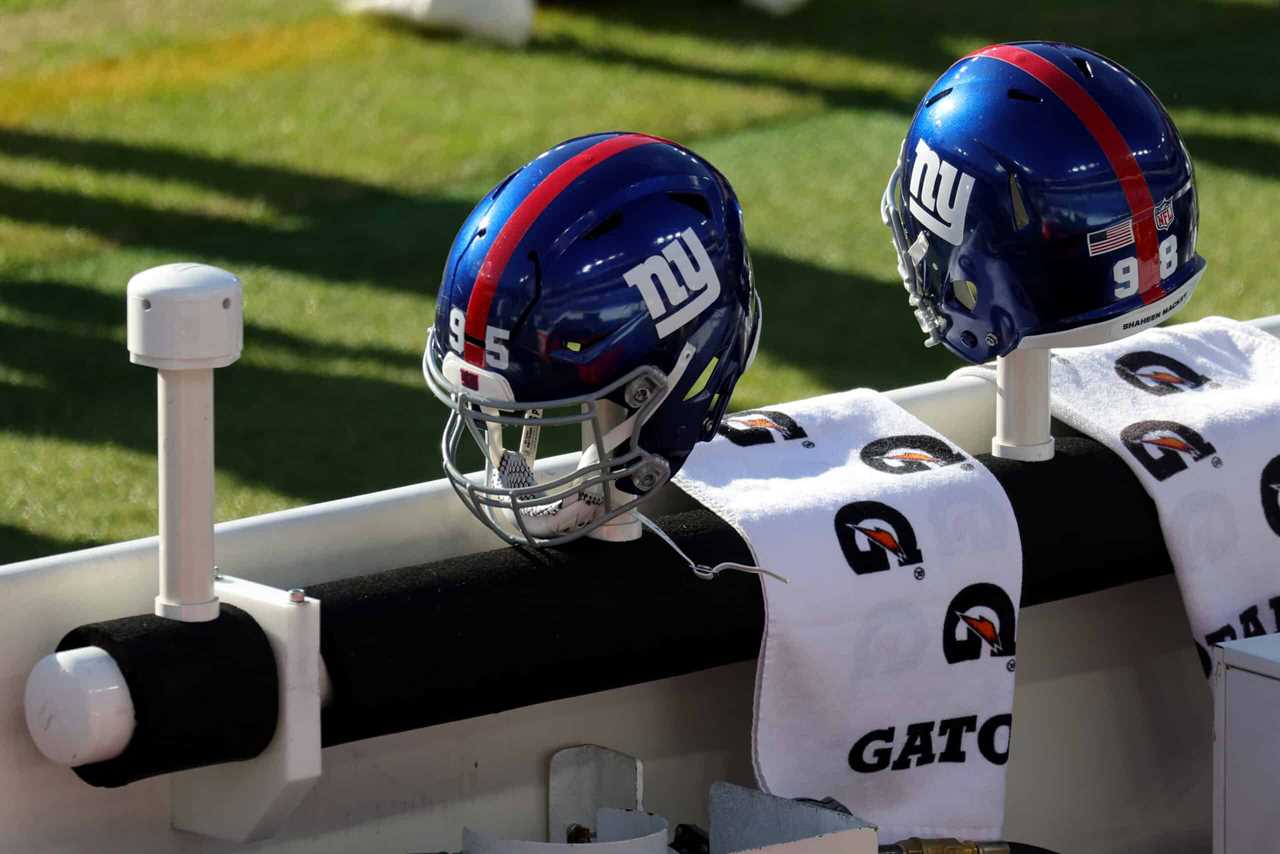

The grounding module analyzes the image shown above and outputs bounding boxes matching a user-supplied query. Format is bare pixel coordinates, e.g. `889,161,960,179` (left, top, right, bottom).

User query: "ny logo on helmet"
624,227,722,339
1114,351,1210,396
1121,420,1219,481
861,434,967,475
908,138,976,246
833,501,924,575
718,410,807,447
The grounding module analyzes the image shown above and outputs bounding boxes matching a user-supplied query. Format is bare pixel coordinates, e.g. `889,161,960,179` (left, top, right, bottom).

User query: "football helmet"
882,41,1205,364
425,132,761,547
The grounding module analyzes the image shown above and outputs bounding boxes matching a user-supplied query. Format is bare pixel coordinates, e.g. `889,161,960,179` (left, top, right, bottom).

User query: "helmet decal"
907,138,975,246
460,132,666,367
623,227,722,338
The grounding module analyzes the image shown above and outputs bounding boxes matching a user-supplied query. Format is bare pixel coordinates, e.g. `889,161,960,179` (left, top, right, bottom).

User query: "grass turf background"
1,0,1277,561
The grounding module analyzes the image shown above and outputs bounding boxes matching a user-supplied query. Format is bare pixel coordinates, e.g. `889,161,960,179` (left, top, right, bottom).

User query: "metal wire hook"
639,514,789,585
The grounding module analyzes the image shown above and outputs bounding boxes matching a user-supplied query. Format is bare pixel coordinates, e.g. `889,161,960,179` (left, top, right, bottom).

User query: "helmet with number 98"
424,132,761,547
882,41,1205,363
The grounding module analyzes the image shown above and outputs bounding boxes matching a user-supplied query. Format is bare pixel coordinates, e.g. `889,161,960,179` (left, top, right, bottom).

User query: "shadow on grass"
0,284,437,502
750,254,954,393
1182,131,1280,182
524,34,917,115
0,254,941,492
0,126,473,293
544,0,1280,120
0,523,97,565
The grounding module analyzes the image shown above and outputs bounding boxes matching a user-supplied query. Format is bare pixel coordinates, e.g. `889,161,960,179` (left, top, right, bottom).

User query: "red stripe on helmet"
462,133,668,365
969,44,1164,304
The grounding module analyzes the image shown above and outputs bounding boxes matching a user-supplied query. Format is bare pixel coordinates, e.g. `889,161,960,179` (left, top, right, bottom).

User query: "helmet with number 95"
424,132,761,547
882,41,1205,363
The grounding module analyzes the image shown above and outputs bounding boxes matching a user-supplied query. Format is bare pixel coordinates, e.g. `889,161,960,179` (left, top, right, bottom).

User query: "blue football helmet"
882,41,1205,363
425,132,761,546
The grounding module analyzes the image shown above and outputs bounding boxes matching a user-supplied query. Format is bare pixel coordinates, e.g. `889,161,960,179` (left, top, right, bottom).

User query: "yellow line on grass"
0,16,373,124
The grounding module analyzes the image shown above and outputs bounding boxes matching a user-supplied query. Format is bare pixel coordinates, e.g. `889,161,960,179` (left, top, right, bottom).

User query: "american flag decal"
1087,218,1135,257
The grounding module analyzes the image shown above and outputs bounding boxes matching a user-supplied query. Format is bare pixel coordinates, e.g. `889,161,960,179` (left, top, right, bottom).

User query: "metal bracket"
709,782,876,854
467,809,668,854
170,575,322,841
549,745,644,843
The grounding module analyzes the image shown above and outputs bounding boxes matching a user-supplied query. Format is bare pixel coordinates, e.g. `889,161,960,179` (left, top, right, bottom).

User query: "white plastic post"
991,346,1055,462
127,263,243,621
157,370,216,617
584,400,642,543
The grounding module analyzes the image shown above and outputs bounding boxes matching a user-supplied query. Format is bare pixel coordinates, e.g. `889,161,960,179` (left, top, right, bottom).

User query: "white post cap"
127,263,243,370
25,646,136,767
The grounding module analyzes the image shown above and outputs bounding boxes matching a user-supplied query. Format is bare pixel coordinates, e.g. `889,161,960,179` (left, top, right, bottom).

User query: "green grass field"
2,0,1278,562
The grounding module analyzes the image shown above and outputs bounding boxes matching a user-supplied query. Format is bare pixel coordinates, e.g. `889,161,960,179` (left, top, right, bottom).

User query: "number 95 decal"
1113,235,1178,298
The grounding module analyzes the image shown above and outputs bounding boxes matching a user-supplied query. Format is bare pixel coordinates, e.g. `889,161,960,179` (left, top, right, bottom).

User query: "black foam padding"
314,508,761,746
980,430,1173,607
53,429,1175,775
315,429,1174,747
57,604,278,788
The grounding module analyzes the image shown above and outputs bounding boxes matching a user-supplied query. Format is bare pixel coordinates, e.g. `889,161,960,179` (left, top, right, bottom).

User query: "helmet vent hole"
489,167,521,199
1007,88,1042,103
925,87,953,107
583,212,624,241
1072,57,1094,79
667,191,712,220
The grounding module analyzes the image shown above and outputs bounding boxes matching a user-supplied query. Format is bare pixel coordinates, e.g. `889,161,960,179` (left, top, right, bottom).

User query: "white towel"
1050,317,1280,675
676,389,1022,841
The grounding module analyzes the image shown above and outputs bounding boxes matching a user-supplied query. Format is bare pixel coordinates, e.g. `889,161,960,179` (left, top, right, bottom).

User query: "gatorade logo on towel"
1114,350,1211,396
718,410,809,447
943,583,1017,664
833,501,924,575
1120,420,1220,481
860,435,966,475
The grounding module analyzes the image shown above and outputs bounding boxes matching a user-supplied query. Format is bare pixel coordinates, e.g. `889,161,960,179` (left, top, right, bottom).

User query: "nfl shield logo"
1154,199,1175,231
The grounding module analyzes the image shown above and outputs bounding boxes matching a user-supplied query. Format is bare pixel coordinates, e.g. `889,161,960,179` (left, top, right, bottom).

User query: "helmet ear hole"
952,279,979,311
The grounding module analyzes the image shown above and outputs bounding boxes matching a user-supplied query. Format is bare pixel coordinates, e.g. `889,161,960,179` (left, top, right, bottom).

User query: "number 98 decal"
1113,235,1178,298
